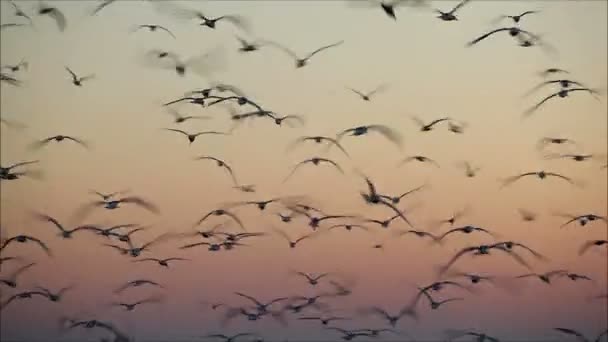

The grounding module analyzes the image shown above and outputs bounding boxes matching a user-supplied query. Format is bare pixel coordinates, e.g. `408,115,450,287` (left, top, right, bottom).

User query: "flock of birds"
1,0,607,342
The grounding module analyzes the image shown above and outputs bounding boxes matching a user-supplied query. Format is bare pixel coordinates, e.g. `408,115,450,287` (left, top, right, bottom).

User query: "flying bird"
113,279,164,294
492,11,539,24
523,88,602,117
133,257,189,268
75,196,161,220
411,116,451,132
164,128,228,145
557,213,607,228
290,271,330,286
357,305,418,326
2,58,28,73
346,84,389,101
536,137,577,151
37,2,66,31
131,24,176,38
266,40,344,68
467,27,540,47
31,212,97,239
8,1,33,25
283,157,344,183
65,67,96,87
273,227,318,249
414,288,464,310
236,36,267,53
91,0,117,16
456,161,481,178
346,0,431,20
337,124,403,149
500,171,578,188
434,0,471,21
1,290,49,311
516,270,568,284
167,5,251,32
194,156,238,185
89,189,130,201
195,209,245,231
287,136,350,158
142,49,225,78
0,23,26,31
578,239,608,256
1,234,51,256
379,184,426,204
28,135,88,150
400,155,440,168
110,295,165,311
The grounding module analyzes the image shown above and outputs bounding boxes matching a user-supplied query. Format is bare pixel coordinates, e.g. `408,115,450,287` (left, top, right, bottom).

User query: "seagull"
524,79,588,97
89,189,130,201
298,316,350,326
536,137,577,151
438,243,532,275
76,196,160,216
286,136,350,158
516,270,568,284
467,27,540,47
327,223,370,232
433,206,471,229
31,212,97,239
446,271,499,286
578,239,608,256
88,224,142,241
553,328,608,342
91,0,117,16
346,84,389,101
104,233,170,258
447,120,468,134
169,6,251,32
557,213,607,228
2,59,28,73
445,330,500,342
545,153,605,163
1,161,38,178
357,305,418,327
163,128,228,145
439,225,496,242
518,208,538,222
282,157,344,183
194,156,238,185
36,2,67,31
434,0,471,21
290,271,330,286
0,262,36,288
133,257,189,268
142,49,223,78
411,116,451,132
324,327,373,341
494,241,547,261
28,135,89,150
204,333,258,342
414,288,464,310
131,24,176,39
236,36,266,53
34,285,74,302
346,0,431,20
8,1,33,25
400,155,440,168
195,209,245,231
113,279,164,294
65,67,96,87
452,161,481,178
395,230,441,243
500,171,577,188
363,213,402,229
111,295,165,311
337,124,403,149
561,273,593,282
378,184,426,204
1,72,22,86
266,40,344,68
358,173,415,227
1,234,51,256
273,227,318,249
523,88,602,117
1,290,49,311
492,11,539,24
539,68,569,78
234,292,289,314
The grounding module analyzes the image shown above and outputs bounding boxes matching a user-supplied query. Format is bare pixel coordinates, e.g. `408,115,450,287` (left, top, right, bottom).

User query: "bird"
272,114,306,127
0,262,36,288
282,157,344,183
28,135,89,150
378,184,426,204
235,36,266,53
553,328,608,342
204,333,259,342
273,227,318,249
31,212,97,239
536,137,578,151
8,1,33,25
545,153,606,163
131,24,175,39
1,234,51,256
1,72,22,86
142,49,224,78
414,288,464,310
76,196,160,217
65,67,96,87
438,225,496,242
2,58,28,73
561,273,593,282
524,88,603,117
411,116,451,132
346,84,389,101
290,271,330,286
195,209,245,231
111,295,165,311
516,270,568,284
91,0,118,16
557,213,607,228
467,27,540,47
500,171,578,188
357,305,418,327
445,330,501,342
539,68,569,78
346,0,431,20
194,156,238,185
286,136,350,158
578,240,608,256
89,189,130,201
298,316,350,326
518,208,538,222
164,107,210,124
34,285,74,302
455,161,481,178
434,0,471,21
36,2,66,31
433,206,471,229
524,79,588,97
266,40,344,68
163,128,228,145
113,279,164,294
492,11,539,24
133,257,189,268
337,124,403,149
447,120,468,134
395,230,441,243
1,290,50,311
438,243,532,275
234,292,288,314
400,155,440,168
168,5,251,32
0,161,39,178
324,327,373,341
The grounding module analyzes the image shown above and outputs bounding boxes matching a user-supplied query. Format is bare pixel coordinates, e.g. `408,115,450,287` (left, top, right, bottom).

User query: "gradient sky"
1,0,607,341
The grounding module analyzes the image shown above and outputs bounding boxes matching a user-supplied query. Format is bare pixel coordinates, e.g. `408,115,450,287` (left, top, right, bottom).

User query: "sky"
1,0,607,341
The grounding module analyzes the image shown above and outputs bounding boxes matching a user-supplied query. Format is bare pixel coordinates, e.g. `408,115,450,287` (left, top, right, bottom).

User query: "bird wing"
347,87,366,98
63,136,89,148
163,128,189,136
157,25,176,38
120,196,160,214
319,158,344,174
10,262,36,280
305,41,344,59
367,83,389,97
91,0,116,15
369,125,403,147
44,7,67,32
554,328,589,342
282,160,310,183
438,247,477,275
234,292,263,306
467,28,510,46
523,92,560,117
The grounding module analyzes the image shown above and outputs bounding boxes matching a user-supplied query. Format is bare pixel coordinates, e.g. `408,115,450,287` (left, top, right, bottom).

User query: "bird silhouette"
266,40,344,68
